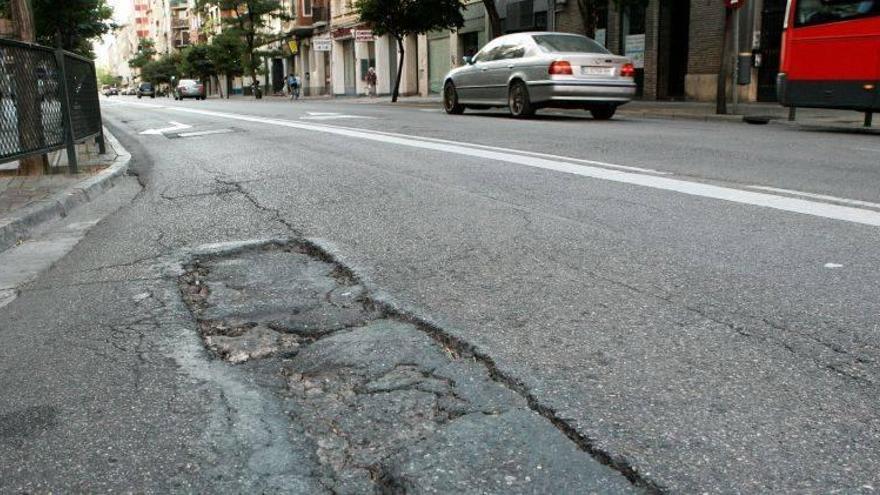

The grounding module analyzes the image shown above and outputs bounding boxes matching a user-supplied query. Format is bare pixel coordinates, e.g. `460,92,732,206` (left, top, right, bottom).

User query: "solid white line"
747,185,880,210
112,102,880,227
177,128,234,137
300,114,375,120
318,124,671,175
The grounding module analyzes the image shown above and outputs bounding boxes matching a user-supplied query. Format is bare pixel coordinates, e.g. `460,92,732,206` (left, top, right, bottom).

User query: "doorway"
758,0,786,101
271,58,284,93
659,0,690,98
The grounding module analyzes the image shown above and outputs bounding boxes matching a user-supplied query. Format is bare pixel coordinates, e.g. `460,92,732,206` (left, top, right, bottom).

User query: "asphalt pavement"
1,95,878,493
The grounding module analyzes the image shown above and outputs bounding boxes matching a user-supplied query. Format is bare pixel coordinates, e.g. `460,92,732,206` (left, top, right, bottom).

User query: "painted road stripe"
747,185,880,210
112,102,880,227
317,124,670,175
177,128,234,138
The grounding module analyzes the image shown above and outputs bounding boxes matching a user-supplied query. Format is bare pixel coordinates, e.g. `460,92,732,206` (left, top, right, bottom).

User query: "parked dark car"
174,79,206,100
137,82,155,99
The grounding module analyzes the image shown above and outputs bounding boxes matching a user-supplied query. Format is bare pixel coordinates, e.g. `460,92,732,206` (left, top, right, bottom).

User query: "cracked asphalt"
1,96,879,493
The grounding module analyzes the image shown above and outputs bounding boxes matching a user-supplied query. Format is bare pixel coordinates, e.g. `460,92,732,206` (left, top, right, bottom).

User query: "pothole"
178,240,644,494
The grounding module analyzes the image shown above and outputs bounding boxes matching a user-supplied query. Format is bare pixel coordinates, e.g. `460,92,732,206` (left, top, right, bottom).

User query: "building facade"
105,0,789,104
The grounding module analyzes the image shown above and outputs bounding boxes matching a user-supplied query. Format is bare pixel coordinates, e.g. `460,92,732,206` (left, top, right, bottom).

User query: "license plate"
581,66,614,76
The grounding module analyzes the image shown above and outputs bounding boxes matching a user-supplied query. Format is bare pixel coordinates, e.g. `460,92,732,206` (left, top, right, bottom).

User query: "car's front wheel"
508,80,535,118
443,82,464,115
589,105,617,120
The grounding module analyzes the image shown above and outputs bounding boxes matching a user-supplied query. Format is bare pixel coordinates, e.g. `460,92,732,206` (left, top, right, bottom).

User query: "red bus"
778,0,880,113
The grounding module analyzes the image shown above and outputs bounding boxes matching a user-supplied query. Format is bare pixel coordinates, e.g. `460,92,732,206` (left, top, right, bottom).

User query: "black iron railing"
0,38,104,173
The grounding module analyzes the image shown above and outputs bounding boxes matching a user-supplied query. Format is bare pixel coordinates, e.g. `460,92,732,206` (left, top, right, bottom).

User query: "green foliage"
197,0,289,85
129,39,157,70
32,0,116,57
206,31,244,77
97,67,118,86
355,0,464,41
356,0,463,101
179,44,215,80
141,53,180,84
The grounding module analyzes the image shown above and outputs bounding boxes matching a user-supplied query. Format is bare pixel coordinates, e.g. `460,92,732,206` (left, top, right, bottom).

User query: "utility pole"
10,0,50,175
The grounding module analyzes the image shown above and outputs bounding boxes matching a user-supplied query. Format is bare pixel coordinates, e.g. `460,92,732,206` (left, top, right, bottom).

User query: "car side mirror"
462,56,474,65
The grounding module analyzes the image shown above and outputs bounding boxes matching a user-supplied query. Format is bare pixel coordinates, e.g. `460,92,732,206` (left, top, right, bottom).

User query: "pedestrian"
287,72,300,100
365,67,377,98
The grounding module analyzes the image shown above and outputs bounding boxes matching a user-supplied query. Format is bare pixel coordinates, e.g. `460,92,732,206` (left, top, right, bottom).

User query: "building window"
303,0,312,16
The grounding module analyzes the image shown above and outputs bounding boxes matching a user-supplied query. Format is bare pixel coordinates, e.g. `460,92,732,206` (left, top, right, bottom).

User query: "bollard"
865,111,873,128
788,107,797,122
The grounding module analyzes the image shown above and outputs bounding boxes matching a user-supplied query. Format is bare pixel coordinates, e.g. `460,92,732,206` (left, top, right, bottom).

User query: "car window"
180,79,198,86
473,39,502,63
495,44,527,60
795,0,880,26
532,34,610,54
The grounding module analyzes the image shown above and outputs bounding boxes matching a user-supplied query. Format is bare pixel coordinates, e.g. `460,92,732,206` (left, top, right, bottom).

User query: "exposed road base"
178,240,648,494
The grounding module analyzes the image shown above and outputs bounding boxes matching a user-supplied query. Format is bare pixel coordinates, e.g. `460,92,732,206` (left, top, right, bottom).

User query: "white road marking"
323,125,670,175
306,112,342,116
176,128,234,138
824,263,843,269
110,101,880,227
140,121,191,135
300,114,375,120
747,185,880,210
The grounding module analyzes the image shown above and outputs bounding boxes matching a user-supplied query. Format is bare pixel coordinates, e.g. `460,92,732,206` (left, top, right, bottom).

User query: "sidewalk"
0,130,131,252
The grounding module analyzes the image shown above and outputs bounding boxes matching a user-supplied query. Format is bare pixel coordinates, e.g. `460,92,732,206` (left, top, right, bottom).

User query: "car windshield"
532,34,610,54
140,83,152,89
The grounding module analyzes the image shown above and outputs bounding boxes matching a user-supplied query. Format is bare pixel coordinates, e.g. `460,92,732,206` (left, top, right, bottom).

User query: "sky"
94,0,132,67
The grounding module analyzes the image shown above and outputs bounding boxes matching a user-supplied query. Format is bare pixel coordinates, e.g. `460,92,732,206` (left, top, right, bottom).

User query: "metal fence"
0,38,104,173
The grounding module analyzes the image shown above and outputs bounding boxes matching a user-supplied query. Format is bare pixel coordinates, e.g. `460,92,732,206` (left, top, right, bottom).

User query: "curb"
0,127,132,253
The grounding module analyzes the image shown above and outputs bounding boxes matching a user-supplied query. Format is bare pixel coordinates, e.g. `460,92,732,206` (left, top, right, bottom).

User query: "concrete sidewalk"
0,129,132,252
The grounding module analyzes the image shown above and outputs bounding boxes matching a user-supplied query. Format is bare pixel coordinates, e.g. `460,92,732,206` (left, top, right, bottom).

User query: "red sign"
725,0,745,9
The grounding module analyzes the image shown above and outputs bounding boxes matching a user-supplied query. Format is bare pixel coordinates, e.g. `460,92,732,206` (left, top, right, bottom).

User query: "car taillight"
197,84,203,90
548,61,573,75
620,63,635,78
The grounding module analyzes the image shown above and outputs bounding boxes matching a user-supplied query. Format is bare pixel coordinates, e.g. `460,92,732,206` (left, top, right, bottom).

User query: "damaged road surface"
179,241,641,494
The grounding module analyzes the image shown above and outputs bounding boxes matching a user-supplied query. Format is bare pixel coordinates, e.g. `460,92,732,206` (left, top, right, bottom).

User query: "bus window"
796,0,880,26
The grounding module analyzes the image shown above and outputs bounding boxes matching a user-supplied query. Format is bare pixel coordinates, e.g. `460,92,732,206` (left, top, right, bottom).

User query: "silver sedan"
443,32,636,119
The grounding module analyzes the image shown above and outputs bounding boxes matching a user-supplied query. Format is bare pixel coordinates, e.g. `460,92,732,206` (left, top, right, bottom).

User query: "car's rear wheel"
508,80,535,118
589,105,617,120
443,82,465,115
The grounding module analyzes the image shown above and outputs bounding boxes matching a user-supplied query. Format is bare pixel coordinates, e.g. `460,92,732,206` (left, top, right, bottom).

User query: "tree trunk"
577,0,597,38
214,74,224,98
716,7,732,115
392,37,405,103
483,0,503,39
11,0,49,176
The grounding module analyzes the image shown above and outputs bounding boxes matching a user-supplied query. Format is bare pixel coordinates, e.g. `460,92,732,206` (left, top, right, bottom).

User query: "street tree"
32,0,115,56
180,44,215,81
482,0,502,39
356,0,464,102
129,39,157,71
206,31,245,99
141,53,180,88
97,67,118,86
577,0,647,39
196,0,290,97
